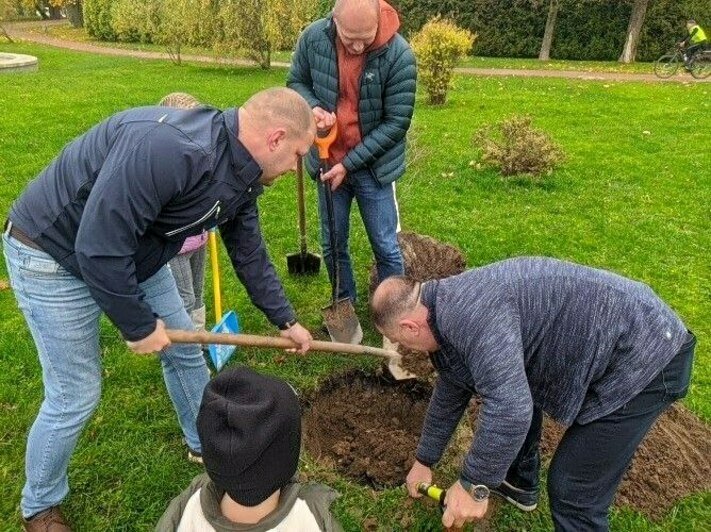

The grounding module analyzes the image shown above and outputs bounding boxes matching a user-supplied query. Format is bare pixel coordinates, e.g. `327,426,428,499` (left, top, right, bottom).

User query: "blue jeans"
2,233,209,518
317,172,404,301
505,333,695,531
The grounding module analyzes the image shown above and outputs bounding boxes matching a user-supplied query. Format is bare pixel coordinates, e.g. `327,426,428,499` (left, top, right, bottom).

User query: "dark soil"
398,346,437,383
368,231,467,298
369,232,466,382
474,403,711,520
302,370,433,488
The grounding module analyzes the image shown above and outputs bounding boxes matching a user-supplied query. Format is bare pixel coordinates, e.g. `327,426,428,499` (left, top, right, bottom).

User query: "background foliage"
390,0,710,62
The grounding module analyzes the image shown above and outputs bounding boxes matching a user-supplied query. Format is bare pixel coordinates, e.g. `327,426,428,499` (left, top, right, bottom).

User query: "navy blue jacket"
9,106,295,341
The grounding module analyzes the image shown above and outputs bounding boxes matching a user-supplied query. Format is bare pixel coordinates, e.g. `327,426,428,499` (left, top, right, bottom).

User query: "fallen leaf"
0,279,8,290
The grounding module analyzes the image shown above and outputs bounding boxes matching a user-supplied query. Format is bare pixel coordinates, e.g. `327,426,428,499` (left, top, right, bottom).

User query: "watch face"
473,485,490,501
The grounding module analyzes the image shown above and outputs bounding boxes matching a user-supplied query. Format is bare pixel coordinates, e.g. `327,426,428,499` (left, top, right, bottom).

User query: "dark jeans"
684,43,707,63
505,333,696,531
316,172,403,302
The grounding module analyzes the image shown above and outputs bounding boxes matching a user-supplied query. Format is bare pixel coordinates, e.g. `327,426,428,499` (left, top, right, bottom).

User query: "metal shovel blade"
321,298,363,344
287,250,321,275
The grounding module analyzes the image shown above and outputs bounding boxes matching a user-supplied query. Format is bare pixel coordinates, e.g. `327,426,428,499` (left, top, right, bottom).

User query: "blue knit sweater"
415,257,688,487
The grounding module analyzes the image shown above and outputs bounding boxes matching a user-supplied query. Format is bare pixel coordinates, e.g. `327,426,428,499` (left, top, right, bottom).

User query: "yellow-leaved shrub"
410,17,475,105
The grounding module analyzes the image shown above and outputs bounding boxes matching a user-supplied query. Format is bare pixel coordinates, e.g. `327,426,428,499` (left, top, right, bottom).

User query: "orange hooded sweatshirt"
330,0,400,167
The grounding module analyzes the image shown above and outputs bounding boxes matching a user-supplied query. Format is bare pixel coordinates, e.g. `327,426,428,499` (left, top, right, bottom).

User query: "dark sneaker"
22,506,72,532
187,448,203,465
491,480,538,512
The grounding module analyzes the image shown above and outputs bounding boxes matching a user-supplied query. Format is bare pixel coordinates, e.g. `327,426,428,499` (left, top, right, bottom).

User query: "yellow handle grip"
418,483,446,506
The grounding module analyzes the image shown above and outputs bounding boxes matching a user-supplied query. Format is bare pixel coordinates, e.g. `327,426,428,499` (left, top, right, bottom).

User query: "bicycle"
654,45,711,79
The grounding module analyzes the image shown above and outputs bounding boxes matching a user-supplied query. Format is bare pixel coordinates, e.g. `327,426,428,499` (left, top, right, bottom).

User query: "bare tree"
619,0,650,63
539,0,560,60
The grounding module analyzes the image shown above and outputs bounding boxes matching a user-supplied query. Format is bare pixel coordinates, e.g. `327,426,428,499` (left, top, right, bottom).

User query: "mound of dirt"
370,232,466,381
474,403,711,520
368,231,467,297
302,371,432,488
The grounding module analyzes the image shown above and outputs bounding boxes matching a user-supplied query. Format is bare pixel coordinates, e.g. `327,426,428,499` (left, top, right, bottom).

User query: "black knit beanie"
197,367,301,506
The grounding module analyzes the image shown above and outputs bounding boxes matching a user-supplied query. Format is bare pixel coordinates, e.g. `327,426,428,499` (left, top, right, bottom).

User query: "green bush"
410,17,475,105
83,0,116,40
111,0,159,43
474,115,564,178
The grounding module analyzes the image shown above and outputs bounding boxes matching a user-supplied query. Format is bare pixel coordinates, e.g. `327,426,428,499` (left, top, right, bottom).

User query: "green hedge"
391,0,710,62
83,0,116,41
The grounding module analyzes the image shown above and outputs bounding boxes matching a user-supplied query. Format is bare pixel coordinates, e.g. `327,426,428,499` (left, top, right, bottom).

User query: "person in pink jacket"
161,93,209,333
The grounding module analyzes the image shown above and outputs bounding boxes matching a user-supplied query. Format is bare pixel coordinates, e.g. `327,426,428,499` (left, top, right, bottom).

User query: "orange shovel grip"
314,122,338,160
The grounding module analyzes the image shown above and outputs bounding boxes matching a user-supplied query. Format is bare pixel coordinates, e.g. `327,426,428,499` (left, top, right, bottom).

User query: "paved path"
4,20,707,83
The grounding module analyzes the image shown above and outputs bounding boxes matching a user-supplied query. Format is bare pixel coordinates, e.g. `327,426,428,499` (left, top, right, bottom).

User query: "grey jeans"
168,247,206,317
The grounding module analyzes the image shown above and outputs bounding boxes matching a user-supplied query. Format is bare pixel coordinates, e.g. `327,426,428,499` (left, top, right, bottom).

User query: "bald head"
371,276,421,331
333,0,379,19
333,0,380,55
242,87,314,138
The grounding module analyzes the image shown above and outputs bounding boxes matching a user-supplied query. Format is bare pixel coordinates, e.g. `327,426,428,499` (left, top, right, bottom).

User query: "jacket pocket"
164,201,221,240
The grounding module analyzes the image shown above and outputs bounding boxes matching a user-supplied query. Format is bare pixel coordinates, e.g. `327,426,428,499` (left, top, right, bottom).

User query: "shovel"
315,124,363,345
207,229,240,371
166,329,413,381
287,155,321,275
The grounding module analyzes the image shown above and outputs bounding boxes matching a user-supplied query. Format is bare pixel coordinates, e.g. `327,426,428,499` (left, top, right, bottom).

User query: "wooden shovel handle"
166,329,401,362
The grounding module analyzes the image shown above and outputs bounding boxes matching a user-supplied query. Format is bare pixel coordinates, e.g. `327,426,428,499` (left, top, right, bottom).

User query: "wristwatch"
278,319,298,331
459,478,490,502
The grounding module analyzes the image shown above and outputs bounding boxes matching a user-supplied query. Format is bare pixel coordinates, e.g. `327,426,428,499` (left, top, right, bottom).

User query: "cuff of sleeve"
269,309,297,329
121,316,157,342
342,154,359,174
461,464,502,488
414,454,436,468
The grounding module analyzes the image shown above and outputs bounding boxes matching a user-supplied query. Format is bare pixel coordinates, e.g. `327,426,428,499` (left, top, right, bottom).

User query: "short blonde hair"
242,87,314,138
158,92,201,109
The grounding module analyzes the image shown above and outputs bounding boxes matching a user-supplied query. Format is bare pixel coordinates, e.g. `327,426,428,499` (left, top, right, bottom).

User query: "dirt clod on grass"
369,231,467,298
476,402,711,521
370,232,467,381
302,370,432,488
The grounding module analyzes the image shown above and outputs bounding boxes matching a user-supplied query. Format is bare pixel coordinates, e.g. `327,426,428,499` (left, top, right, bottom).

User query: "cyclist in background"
680,19,708,67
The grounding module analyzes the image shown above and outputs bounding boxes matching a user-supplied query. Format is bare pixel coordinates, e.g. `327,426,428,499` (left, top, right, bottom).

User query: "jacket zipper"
165,200,220,237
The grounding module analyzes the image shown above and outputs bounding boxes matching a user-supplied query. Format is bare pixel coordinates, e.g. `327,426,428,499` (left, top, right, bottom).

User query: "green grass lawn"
0,43,709,530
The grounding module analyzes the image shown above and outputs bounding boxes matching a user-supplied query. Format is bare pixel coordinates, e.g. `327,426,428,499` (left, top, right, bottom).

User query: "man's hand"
127,319,170,354
405,460,433,498
442,481,488,529
313,107,336,130
321,163,347,191
280,322,313,354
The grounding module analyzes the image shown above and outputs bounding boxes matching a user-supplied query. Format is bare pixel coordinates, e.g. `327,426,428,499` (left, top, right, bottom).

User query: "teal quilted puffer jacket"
287,16,416,185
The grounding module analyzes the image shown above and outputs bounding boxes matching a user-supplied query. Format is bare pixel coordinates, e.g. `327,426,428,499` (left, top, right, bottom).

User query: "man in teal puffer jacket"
287,0,416,332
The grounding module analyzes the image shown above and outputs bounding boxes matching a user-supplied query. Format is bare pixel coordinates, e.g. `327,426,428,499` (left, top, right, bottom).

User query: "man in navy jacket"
4,87,315,531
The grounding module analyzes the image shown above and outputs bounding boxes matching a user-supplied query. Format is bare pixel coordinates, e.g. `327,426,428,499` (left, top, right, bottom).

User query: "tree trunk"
619,0,649,63
539,0,560,61
66,2,84,28
48,5,62,20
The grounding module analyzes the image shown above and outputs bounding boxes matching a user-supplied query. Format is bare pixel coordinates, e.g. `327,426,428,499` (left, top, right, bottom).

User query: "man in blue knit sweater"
371,257,695,531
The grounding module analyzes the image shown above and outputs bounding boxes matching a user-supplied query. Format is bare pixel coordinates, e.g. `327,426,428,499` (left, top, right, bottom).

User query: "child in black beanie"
156,367,342,531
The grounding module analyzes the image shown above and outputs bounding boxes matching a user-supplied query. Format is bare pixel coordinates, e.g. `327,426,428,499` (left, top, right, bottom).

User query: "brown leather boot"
22,507,72,532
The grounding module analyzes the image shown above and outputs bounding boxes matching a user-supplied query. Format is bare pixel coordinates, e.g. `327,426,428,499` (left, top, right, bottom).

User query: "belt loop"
3,220,11,237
